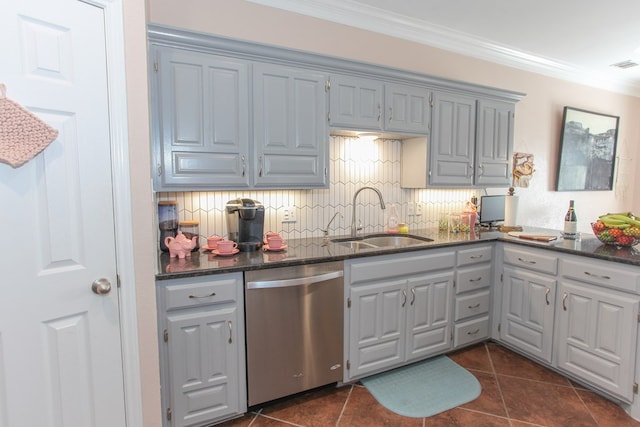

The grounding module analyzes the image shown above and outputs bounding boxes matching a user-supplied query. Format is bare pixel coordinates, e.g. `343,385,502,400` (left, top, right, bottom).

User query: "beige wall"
133,0,640,425
123,0,161,426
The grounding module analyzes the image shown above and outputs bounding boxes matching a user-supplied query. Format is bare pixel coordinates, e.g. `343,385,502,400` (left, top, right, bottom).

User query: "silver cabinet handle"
188,292,216,299
241,155,246,177
584,271,611,280
258,155,263,177
91,278,112,295
377,104,381,122
401,289,407,308
518,257,537,264
410,287,416,306
470,255,484,259
469,277,482,282
545,288,550,305
228,320,232,344
467,328,480,335
468,303,480,309
388,106,393,122
562,292,568,311
247,270,343,289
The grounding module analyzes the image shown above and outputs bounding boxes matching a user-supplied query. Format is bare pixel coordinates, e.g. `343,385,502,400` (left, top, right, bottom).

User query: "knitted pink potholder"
0,83,59,168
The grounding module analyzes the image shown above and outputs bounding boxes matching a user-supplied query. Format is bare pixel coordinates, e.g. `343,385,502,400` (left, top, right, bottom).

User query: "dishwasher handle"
246,270,343,289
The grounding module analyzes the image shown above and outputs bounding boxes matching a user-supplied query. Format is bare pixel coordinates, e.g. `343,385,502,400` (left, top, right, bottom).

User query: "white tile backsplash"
157,136,476,243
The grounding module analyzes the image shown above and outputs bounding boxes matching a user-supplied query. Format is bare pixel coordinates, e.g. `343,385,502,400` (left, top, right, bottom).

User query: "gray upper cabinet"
428,92,477,187
475,100,515,187
151,46,251,190
253,63,329,188
328,75,430,135
422,92,515,188
328,75,383,130
148,25,524,191
384,83,430,134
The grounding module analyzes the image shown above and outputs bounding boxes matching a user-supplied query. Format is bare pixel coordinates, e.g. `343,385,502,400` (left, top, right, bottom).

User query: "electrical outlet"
415,202,423,216
407,202,416,216
281,206,297,224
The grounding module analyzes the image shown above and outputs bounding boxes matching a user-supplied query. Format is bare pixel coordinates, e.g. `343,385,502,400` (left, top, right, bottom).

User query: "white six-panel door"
0,0,127,425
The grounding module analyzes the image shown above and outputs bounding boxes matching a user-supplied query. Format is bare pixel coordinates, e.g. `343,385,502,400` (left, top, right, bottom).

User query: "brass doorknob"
91,278,112,295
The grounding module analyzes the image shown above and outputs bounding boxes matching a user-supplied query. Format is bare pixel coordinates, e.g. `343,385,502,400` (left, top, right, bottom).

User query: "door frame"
99,0,143,425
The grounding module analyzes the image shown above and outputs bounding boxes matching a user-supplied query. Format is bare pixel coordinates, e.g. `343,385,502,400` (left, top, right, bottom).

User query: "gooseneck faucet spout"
351,186,386,238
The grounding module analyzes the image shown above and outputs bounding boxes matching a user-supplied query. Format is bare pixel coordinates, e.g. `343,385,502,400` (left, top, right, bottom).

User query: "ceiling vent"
611,60,639,69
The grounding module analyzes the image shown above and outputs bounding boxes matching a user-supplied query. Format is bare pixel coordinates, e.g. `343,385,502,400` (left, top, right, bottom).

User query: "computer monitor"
479,195,506,228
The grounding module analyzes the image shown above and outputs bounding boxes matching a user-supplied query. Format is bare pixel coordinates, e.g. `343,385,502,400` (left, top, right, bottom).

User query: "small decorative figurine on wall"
512,152,535,188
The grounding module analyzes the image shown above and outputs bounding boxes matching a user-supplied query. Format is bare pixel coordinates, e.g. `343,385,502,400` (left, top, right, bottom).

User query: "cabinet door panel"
348,280,406,379
384,84,430,134
406,272,453,361
153,47,250,189
253,63,328,187
167,307,241,427
475,100,513,186
329,75,382,130
556,280,639,402
429,92,476,186
501,267,556,363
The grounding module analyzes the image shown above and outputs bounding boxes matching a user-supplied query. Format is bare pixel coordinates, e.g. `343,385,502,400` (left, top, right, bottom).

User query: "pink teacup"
267,236,284,249
206,235,223,249
217,240,238,254
264,231,280,243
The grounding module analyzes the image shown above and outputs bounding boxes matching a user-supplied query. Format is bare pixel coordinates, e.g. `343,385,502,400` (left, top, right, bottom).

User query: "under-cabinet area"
156,236,640,427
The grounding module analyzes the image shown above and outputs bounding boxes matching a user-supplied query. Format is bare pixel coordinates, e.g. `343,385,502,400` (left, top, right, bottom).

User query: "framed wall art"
556,106,619,191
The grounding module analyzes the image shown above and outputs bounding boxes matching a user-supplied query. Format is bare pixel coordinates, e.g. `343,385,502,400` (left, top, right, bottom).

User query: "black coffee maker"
225,198,265,252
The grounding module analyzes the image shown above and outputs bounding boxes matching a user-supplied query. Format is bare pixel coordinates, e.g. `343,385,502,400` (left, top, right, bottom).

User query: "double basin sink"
331,233,433,251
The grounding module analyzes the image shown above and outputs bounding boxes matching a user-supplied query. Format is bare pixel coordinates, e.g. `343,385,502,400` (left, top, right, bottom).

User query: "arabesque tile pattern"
216,342,640,427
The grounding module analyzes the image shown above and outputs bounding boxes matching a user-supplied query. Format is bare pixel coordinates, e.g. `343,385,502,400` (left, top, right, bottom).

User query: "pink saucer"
264,243,287,252
201,244,217,251
212,248,239,256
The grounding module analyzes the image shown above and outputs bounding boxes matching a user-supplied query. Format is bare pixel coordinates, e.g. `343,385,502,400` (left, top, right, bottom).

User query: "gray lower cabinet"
556,257,640,403
157,273,246,427
453,245,493,347
498,243,640,403
500,245,558,363
344,250,455,381
252,63,329,188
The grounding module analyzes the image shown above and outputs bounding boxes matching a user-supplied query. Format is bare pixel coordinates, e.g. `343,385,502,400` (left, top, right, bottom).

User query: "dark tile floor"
218,342,640,426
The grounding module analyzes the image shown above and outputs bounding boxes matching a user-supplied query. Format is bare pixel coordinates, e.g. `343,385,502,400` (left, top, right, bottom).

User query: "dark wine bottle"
564,200,577,239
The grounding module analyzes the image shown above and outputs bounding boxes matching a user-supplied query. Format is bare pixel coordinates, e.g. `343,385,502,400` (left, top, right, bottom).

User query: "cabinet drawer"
163,274,241,311
453,316,489,347
457,245,492,266
455,289,490,321
503,246,558,275
456,264,492,294
560,257,640,294
348,250,455,285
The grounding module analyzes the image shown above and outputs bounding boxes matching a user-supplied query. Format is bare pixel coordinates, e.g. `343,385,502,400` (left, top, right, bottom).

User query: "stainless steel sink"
331,233,433,250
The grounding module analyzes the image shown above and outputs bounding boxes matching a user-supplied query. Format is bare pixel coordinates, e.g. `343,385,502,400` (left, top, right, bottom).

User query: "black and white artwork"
556,107,619,191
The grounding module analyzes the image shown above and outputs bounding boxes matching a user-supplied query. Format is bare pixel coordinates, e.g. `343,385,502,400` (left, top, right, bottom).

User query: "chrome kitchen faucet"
351,186,386,238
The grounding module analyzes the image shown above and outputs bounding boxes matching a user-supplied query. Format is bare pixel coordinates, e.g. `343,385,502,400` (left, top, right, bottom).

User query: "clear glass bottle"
179,220,200,251
563,200,577,239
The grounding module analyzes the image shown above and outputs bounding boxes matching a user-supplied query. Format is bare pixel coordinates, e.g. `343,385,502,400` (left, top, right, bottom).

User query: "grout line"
486,343,513,423
571,383,600,426
335,384,354,426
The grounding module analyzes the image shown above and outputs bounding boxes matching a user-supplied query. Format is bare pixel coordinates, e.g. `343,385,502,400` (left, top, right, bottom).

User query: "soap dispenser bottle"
386,203,399,234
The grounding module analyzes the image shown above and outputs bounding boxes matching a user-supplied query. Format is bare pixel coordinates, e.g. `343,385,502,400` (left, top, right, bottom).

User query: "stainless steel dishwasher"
245,261,344,406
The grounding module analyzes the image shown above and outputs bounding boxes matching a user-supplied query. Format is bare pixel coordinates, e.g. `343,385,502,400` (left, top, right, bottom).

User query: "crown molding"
246,0,640,97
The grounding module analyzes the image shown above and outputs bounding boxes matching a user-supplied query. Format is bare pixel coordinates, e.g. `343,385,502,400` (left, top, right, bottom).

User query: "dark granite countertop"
156,227,640,280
